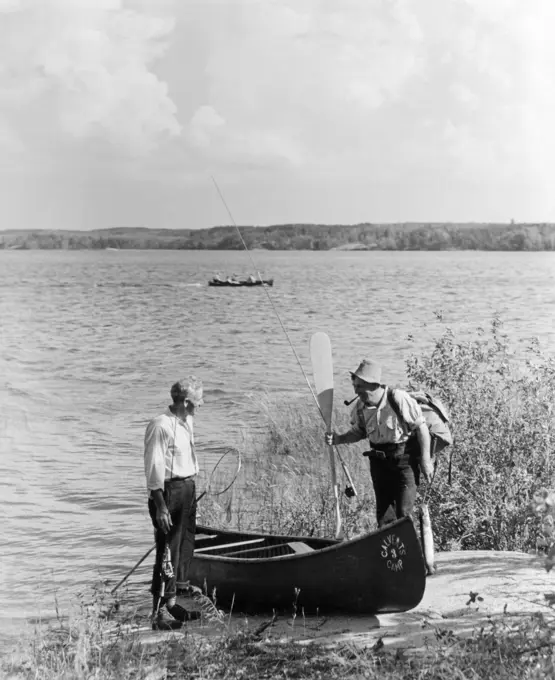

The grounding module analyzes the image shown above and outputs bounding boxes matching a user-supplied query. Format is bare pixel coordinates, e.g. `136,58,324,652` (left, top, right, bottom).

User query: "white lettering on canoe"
387,559,404,572
381,534,406,572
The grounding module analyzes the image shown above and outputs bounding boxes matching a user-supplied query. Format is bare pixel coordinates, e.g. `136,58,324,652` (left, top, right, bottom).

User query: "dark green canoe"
189,517,426,614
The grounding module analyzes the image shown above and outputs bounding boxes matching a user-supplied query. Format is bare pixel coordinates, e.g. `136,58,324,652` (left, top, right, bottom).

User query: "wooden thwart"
195,534,218,542
224,541,315,559
194,538,265,554
194,536,315,558
287,541,314,554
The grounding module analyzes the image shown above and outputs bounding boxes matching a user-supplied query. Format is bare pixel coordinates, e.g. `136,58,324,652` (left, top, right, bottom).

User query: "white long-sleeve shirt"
144,409,199,493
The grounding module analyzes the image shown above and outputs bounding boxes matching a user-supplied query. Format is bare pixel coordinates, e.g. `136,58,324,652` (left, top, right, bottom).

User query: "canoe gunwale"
194,517,411,563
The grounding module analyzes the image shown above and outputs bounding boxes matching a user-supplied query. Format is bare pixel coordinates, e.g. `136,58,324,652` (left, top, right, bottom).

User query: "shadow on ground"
127,550,555,653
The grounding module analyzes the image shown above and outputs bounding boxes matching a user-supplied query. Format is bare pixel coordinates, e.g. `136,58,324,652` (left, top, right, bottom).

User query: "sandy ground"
131,550,555,653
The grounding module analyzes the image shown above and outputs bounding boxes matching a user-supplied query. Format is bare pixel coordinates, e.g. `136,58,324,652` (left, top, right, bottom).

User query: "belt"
165,475,196,483
363,442,405,460
363,449,389,460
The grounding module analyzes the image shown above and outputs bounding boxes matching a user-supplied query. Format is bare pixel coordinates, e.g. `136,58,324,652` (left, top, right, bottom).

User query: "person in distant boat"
325,360,433,528
247,275,256,283
213,272,223,282
144,376,204,630
227,273,239,284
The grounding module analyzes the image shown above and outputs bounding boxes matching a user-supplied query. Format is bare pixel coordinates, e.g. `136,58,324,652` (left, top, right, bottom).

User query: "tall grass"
200,391,378,538
203,315,555,554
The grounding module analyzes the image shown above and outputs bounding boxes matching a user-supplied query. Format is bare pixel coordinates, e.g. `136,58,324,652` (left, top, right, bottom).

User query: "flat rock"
120,551,555,653
277,549,555,651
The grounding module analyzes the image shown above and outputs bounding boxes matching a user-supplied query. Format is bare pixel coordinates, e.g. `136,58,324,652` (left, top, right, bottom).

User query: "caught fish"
420,502,436,575
224,486,234,523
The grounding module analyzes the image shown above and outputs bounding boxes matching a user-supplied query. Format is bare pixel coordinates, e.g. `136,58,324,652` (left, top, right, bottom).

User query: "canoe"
208,279,274,287
189,517,426,614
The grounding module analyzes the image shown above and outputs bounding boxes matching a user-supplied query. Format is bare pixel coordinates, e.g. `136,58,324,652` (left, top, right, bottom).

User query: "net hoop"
196,447,242,502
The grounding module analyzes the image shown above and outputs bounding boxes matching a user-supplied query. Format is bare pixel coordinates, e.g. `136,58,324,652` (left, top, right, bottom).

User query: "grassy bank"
4,591,555,679
5,316,555,678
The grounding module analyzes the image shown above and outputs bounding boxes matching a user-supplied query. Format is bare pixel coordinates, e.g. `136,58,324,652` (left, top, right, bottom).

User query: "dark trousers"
148,478,196,602
369,443,419,527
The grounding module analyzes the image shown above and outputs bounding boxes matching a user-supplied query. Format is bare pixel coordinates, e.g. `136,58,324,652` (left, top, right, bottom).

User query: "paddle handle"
310,332,342,538
321,391,341,537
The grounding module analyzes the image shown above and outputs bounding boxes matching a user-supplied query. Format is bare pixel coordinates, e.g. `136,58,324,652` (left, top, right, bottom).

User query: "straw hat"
349,359,382,385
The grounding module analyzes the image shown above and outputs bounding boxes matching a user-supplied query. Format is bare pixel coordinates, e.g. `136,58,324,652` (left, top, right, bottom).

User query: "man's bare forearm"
335,428,366,446
151,489,167,512
416,425,431,460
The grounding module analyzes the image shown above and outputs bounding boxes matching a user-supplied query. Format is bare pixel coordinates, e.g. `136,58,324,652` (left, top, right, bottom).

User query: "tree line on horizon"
1,222,555,251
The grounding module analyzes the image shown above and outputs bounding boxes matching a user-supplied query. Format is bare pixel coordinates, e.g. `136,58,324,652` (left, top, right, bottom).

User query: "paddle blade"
420,502,436,575
309,332,334,429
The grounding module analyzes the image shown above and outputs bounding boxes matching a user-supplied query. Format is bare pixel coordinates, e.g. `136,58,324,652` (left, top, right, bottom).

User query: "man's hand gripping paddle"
310,332,344,539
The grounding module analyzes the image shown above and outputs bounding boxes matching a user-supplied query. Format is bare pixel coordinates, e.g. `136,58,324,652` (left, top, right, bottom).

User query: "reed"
202,314,555,554
200,390,377,538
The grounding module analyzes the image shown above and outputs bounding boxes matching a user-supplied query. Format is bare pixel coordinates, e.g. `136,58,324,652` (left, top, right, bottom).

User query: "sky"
1,0,554,230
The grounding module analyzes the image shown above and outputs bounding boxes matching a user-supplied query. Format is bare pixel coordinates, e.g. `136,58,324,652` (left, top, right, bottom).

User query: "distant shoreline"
1,222,554,251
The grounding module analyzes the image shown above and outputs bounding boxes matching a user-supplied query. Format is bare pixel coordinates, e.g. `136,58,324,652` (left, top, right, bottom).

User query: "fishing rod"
211,177,357,497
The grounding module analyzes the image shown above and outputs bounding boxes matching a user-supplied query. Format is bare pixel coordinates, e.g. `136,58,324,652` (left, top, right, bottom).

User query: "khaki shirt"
340,387,425,446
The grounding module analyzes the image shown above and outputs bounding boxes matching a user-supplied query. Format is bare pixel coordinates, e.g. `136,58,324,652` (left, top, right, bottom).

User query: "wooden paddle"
420,502,435,575
420,454,438,575
310,332,342,539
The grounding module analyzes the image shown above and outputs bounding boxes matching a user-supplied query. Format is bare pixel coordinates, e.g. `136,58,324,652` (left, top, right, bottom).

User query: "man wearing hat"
325,360,433,528
144,376,204,630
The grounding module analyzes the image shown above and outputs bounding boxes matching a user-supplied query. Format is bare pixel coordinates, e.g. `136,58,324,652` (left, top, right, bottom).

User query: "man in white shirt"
144,376,203,630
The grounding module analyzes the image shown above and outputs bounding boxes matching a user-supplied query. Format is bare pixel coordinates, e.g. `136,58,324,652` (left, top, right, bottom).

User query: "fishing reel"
344,485,356,499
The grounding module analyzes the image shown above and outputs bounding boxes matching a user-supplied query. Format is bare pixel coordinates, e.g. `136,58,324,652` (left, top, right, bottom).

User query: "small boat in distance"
208,277,274,287
189,517,425,614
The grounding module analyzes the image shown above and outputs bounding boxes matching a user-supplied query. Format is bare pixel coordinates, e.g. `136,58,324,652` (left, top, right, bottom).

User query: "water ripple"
0,249,554,645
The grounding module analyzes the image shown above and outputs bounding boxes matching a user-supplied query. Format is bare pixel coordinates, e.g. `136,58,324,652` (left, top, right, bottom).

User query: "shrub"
203,315,555,555
405,315,555,552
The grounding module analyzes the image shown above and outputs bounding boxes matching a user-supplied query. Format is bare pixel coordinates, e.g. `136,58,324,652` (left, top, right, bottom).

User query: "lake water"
1,249,554,647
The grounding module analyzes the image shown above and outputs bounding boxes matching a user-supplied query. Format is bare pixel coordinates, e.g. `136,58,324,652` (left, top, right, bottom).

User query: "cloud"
426,0,555,187
180,0,425,172
176,0,554,194
0,0,180,154
188,105,225,149
187,104,303,168
3,0,555,227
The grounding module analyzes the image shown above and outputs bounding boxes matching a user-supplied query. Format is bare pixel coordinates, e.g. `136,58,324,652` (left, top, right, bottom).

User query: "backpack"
387,388,453,457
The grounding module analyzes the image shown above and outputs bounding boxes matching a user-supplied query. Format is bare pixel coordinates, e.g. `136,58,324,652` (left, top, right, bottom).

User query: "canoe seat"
195,534,218,542
287,541,314,554
195,538,265,554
